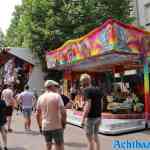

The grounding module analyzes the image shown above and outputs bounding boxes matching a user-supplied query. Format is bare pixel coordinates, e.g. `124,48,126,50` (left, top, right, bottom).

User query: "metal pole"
144,57,150,126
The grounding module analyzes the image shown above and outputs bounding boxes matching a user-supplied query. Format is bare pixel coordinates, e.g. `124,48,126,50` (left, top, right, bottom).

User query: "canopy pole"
144,57,150,126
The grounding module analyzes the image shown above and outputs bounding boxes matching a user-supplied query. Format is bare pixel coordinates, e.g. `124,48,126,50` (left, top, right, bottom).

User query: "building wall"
134,0,150,31
28,62,45,96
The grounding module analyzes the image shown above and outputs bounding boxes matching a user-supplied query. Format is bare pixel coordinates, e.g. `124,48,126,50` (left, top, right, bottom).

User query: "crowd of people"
0,73,103,150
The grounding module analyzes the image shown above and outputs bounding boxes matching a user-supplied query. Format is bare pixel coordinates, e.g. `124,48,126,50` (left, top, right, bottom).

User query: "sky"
0,0,22,34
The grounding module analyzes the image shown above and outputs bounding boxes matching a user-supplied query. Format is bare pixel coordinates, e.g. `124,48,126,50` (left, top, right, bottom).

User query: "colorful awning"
46,19,150,69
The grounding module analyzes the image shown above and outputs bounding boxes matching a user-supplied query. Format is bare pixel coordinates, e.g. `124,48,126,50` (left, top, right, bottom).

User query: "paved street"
3,112,150,150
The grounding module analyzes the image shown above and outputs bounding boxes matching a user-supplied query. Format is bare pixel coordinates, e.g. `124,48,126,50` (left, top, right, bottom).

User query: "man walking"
18,85,35,131
0,99,8,150
1,84,15,132
36,80,66,150
80,74,103,150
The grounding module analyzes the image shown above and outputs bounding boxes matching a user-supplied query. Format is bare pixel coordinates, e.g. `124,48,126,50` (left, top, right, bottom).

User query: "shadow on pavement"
9,147,27,150
141,129,150,135
101,129,148,136
65,142,87,148
13,130,40,136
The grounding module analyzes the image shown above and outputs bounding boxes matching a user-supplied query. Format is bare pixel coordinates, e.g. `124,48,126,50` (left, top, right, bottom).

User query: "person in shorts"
1,84,15,132
80,74,103,150
0,99,8,150
17,85,36,131
36,80,66,150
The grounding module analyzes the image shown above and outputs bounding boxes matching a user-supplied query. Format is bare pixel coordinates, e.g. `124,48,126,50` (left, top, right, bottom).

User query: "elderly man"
1,84,15,132
80,74,103,150
36,80,66,150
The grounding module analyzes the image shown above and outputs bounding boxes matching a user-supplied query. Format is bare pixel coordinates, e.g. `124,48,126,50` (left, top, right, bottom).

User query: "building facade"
132,0,150,31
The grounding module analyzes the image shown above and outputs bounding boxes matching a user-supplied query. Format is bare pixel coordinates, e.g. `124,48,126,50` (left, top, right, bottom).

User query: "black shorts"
43,129,64,144
6,106,13,116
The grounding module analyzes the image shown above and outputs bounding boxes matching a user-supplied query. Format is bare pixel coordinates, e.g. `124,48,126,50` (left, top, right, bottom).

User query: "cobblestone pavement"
3,112,150,150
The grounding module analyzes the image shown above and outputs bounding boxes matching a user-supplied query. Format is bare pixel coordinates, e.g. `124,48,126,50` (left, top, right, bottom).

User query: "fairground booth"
46,19,150,134
0,47,45,96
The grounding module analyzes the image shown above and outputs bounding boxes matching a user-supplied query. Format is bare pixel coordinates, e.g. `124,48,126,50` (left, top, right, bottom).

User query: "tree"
5,0,134,69
0,28,5,47
5,0,32,48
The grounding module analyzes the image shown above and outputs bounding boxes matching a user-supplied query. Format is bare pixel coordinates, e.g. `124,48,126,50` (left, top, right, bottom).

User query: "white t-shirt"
36,91,64,131
1,88,14,106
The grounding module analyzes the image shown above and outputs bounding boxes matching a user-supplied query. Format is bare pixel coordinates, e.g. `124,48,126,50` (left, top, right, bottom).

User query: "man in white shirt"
36,80,66,150
18,85,35,131
1,85,15,132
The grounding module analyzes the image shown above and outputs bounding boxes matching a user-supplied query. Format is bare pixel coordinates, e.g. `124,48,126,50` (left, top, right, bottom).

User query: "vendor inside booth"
46,19,150,134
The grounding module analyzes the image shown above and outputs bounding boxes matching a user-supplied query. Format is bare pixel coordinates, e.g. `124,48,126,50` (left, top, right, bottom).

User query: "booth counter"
66,109,145,135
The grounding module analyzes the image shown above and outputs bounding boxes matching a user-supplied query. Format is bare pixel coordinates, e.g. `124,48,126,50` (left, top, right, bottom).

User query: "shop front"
0,47,45,96
46,19,150,134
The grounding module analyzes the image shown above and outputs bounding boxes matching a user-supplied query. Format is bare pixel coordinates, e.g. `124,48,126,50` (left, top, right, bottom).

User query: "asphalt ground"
1,112,150,150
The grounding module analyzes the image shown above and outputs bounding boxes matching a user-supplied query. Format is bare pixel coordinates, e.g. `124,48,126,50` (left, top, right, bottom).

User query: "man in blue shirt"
18,85,36,131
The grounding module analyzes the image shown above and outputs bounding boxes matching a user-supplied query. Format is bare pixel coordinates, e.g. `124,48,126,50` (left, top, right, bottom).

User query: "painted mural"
46,19,150,68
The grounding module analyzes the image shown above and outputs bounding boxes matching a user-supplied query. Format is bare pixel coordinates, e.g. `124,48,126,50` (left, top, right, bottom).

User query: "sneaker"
28,128,31,131
39,127,42,134
25,128,28,132
8,129,13,132
25,128,31,133
40,129,42,134
4,147,8,150
16,112,19,115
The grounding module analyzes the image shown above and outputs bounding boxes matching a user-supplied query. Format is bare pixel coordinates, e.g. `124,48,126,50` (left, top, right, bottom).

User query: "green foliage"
0,28,5,47
5,0,32,48
5,0,134,70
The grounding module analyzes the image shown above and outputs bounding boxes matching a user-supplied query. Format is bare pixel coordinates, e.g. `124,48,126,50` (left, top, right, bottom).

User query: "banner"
46,19,150,68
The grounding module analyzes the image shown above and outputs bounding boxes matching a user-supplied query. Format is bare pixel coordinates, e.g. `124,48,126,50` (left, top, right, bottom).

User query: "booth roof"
49,19,150,52
46,19,150,70
0,47,35,65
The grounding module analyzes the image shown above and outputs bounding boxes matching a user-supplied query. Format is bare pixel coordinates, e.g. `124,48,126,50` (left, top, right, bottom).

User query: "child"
0,99,8,150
